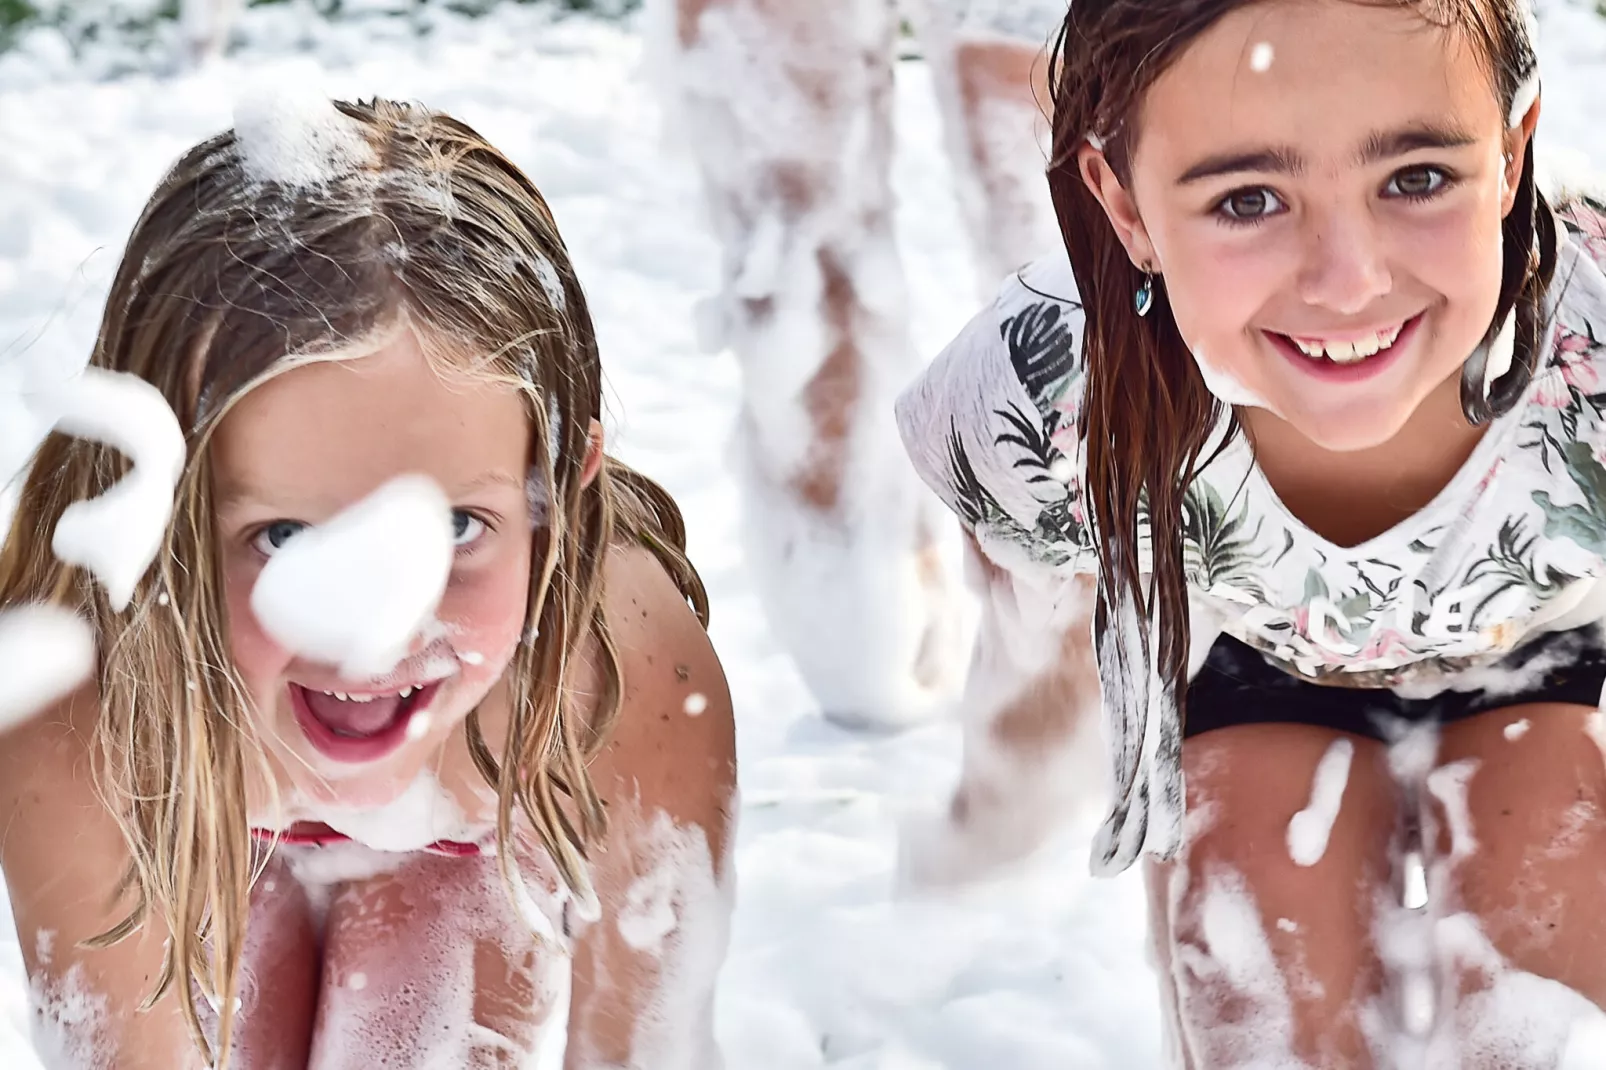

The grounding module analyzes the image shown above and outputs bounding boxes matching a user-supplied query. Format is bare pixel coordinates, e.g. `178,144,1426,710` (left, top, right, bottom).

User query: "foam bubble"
683,692,708,717
1249,42,1274,72
1287,738,1353,867
0,605,95,732
1504,718,1532,741
233,86,377,188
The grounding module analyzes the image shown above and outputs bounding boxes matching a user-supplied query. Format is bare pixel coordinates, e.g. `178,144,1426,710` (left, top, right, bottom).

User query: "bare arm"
564,546,737,1070
0,690,206,1070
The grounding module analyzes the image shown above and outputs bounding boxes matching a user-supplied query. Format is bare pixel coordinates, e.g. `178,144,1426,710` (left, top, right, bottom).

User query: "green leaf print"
1181,481,1269,599
1466,516,1578,627
1533,442,1606,552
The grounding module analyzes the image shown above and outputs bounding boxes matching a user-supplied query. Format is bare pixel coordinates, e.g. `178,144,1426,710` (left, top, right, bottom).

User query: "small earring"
1134,267,1156,318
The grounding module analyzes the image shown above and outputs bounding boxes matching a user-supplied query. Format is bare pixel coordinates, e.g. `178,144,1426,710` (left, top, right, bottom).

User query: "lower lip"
288,681,440,764
1266,314,1423,384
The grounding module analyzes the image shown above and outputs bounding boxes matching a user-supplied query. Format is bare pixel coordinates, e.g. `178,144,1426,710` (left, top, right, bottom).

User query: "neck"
1242,370,1488,548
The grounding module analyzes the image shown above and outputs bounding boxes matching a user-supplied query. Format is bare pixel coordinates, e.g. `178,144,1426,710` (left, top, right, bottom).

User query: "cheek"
437,543,533,682
222,558,292,701
1406,204,1505,342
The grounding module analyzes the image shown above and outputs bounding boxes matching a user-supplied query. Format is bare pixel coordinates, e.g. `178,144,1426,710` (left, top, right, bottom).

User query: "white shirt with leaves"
896,197,1606,875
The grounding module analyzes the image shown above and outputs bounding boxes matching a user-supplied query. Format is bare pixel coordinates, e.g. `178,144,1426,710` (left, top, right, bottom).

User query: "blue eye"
452,510,486,547
252,521,306,557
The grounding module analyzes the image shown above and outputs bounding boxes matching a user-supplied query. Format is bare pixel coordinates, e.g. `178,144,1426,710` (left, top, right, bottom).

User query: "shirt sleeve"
894,263,1096,577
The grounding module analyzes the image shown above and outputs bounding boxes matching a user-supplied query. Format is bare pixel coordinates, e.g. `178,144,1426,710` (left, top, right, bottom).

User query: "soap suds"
1287,738,1353,867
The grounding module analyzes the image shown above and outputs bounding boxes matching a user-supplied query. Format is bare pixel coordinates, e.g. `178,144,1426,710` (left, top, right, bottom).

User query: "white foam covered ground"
1,1,1604,1067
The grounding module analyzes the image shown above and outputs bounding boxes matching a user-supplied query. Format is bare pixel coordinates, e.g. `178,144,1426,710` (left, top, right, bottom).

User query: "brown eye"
1387,166,1448,199
1216,186,1285,223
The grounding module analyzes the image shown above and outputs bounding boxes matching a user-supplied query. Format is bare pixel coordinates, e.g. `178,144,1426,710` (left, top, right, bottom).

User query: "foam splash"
250,475,453,678
1287,737,1353,867
317,770,481,854
576,810,731,1070
1504,718,1532,741
0,605,95,732
43,368,186,612
1249,42,1275,72
233,86,377,188
28,963,109,1070
1170,865,1311,1069
1426,759,1480,863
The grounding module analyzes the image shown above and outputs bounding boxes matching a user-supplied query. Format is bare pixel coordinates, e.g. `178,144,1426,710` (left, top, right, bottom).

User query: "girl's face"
1082,0,1533,453
212,326,535,810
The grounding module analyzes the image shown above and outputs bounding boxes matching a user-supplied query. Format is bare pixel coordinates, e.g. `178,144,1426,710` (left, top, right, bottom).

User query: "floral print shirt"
896,197,1606,875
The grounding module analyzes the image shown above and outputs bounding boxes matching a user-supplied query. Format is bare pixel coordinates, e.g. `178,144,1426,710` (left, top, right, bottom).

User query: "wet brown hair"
1045,0,1554,749
0,98,708,1064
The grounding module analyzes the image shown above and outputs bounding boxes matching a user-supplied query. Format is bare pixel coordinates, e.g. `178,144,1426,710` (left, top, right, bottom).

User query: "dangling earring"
1134,265,1156,318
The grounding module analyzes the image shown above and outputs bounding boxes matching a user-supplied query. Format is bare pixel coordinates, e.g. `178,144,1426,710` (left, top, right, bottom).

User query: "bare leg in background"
658,0,961,729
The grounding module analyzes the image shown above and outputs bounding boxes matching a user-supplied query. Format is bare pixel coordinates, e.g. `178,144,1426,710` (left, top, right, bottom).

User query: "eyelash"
1211,165,1458,228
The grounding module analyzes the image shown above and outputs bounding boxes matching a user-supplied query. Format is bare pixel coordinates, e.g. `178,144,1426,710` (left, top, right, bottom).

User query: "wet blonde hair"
0,97,707,1063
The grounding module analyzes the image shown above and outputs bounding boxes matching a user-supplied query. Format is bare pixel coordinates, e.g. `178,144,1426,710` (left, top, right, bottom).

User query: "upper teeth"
1291,324,1404,363
318,685,417,702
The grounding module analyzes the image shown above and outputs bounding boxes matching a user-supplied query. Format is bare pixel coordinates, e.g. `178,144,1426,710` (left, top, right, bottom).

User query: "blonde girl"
0,97,734,1069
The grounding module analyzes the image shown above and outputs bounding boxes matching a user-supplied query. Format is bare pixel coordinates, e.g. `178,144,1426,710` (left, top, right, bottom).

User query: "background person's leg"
652,0,961,729
910,0,1062,287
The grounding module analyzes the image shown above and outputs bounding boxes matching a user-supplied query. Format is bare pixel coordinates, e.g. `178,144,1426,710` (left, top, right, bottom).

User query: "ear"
580,418,605,488
1077,141,1160,271
1500,92,1541,218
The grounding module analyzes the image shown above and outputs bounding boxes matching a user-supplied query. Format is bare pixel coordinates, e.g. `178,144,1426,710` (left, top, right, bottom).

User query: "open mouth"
1265,313,1424,381
288,679,442,764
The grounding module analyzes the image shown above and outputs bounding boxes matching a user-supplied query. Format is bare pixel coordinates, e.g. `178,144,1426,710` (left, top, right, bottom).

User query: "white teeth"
400,686,415,699
1290,323,1406,363
334,691,349,701
349,693,375,703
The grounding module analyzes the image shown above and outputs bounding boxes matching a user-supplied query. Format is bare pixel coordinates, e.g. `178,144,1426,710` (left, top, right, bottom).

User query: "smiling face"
1080,0,1534,453
213,324,535,809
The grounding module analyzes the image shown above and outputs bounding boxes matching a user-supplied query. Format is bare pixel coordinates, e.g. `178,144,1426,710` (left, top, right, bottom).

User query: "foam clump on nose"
0,605,95,731
233,86,378,189
250,475,453,678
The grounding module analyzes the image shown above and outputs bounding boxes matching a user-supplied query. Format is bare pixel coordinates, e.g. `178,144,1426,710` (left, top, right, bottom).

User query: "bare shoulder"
586,543,735,826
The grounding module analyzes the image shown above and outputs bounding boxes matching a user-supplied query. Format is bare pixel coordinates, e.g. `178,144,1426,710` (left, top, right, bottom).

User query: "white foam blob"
1402,849,1428,910
1427,759,1480,862
347,972,368,992
0,605,95,732
404,710,434,740
43,368,185,611
682,692,708,717
28,962,109,1070
1048,456,1075,484
250,474,453,678
1275,918,1298,934
316,770,478,853
461,650,485,667
1249,42,1274,72
1191,345,1270,409
233,85,376,188
1504,718,1532,741
1287,737,1353,867
605,810,731,1070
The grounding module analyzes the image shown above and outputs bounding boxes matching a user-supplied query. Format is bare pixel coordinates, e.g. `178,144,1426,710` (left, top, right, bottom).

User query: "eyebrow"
1175,122,1479,185
215,470,525,513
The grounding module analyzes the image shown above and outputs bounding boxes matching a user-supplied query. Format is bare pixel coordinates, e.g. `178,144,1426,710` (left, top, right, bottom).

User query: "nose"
1295,205,1392,316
